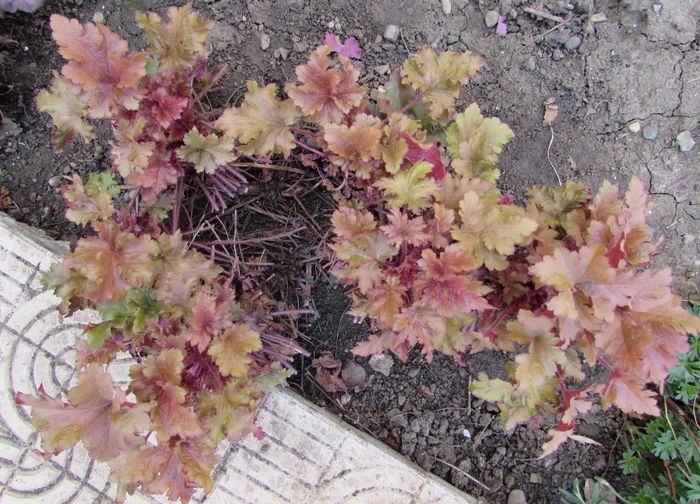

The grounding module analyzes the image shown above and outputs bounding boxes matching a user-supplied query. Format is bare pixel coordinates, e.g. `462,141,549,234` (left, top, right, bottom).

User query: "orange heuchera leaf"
112,117,155,177
125,150,183,204
216,80,300,158
380,207,430,247
509,311,567,391
36,72,95,150
599,370,660,416
452,190,537,271
367,275,406,326
414,246,490,318
352,332,395,357
428,204,456,249
155,232,221,307
110,439,217,504
400,46,485,122
588,177,655,268
331,231,397,293
50,15,146,117
286,44,365,124
147,87,188,129
136,3,214,73
185,291,231,352
16,364,149,461
331,206,376,240
63,221,158,303
391,303,448,361
129,348,204,442
208,323,262,378
595,269,698,389
323,113,382,179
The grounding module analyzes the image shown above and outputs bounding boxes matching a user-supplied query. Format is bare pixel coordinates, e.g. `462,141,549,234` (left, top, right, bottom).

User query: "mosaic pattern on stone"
0,213,474,504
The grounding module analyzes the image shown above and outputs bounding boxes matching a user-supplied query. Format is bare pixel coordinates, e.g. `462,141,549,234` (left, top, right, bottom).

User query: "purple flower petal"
496,16,508,37
324,33,362,59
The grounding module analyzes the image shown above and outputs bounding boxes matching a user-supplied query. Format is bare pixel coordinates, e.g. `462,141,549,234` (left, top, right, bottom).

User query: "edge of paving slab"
0,211,480,504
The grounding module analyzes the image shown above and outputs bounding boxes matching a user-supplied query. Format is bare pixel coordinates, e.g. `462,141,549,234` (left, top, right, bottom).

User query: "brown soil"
1,1,698,503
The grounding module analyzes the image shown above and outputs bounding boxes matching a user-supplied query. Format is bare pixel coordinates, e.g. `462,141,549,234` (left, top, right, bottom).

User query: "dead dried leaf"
341,360,367,389
543,102,559,126
0,186,11,210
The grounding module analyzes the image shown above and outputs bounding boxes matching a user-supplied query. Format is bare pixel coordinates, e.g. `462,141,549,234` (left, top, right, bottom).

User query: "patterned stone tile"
0,212,476,504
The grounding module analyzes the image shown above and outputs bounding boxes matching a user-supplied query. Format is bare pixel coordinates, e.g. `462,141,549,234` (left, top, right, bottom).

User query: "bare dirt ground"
0,1,698,503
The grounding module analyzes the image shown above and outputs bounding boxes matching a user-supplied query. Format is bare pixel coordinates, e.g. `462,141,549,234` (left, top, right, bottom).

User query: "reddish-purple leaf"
496,16,508,37
399,132,446,179
324,33,362,59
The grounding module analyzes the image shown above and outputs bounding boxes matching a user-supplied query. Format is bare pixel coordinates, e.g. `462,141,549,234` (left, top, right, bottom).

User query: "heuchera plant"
17,3,700,501
316,47,700,456
17,5,305,503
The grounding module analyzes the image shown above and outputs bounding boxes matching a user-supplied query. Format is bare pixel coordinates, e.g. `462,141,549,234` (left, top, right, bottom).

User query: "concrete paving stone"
0,212,476,504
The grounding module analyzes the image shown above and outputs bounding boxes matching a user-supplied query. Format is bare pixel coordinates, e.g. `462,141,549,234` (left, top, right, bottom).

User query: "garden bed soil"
1,1,698,503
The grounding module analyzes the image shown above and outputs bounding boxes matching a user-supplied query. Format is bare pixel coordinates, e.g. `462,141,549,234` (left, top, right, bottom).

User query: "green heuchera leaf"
177,127,236,174
445,103,514,182
85,322,112,350
374,160,438,212
256,362,294,390
97,288,164,340
400,46,485,124
63,171,120,225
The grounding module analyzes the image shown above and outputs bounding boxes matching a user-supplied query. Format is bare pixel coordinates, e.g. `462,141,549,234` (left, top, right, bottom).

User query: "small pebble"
525,55,536,71
628,121,641,133
442,0,452,15
582,20,595,35
653,3,662,14
260,33,270,50
368,353,394,376
485,10,500,28
508,489,528,504
373,64,390,75
642,123,659,140
565,35,582,51
529,473,543,484
590,12,608,23
552,49,564,61
383,24,400,42
675,130,695,152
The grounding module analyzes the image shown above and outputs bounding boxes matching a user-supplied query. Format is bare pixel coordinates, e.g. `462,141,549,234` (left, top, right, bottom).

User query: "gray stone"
674,130,695,152
485,10,500,28
508,489,528,504
389,408,409,428
628,121,641,133
565,35,582,51
525,55,536,71
383,24,400,42
442,0,452,15
369,353,394,376
643,123,660,140
530,473,543,484
573,0,592,14
552,49,565,61
260,33,271,50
